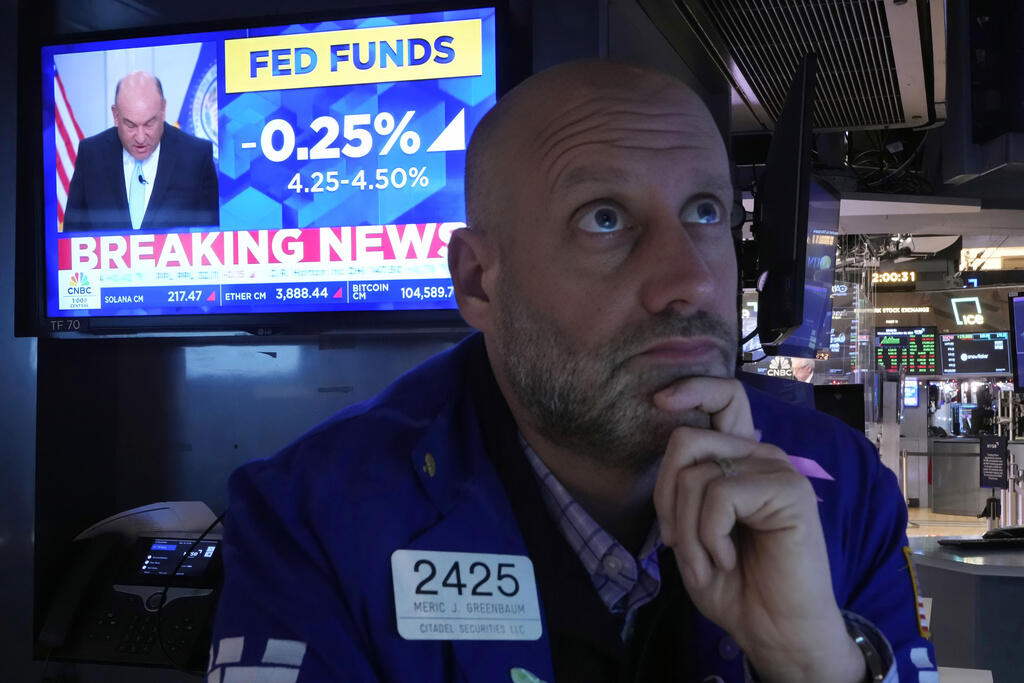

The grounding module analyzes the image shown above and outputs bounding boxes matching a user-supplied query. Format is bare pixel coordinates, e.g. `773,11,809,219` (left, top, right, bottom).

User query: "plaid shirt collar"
519,435,664,625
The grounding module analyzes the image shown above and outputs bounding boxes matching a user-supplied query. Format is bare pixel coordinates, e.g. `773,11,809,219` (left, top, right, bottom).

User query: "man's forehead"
116,94,162,115
552,161,732,199
518,79,722,172
536,104,727,191
116,80,162,106
534,80,710,134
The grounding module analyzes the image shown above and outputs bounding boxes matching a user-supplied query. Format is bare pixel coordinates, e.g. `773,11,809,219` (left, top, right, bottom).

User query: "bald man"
63,71,219,232
210,61,934,682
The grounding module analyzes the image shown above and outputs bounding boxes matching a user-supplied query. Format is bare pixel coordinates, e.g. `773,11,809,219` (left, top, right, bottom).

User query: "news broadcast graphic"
742,280,858,380
875,326,938,375
939,331,1012,376
41,7,497,319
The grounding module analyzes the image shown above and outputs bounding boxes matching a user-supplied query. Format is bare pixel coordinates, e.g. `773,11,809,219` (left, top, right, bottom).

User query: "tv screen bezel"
16,1,521,339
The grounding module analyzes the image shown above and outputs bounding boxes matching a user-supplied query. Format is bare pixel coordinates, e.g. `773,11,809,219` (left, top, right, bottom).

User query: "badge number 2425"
391,549,543,641
413,557,519,597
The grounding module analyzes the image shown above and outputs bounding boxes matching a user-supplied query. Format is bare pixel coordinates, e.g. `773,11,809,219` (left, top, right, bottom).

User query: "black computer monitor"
753,52,817,346
813,384,866,434
763,177,839,358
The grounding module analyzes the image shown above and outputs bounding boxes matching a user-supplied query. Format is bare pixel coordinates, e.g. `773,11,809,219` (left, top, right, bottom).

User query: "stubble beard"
494,279,738,473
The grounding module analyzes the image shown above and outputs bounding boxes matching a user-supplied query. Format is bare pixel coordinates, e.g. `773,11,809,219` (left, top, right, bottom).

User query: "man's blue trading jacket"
209,333,936,682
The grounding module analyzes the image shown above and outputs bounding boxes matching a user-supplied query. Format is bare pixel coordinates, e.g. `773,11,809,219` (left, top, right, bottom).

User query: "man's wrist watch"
846,619,886,682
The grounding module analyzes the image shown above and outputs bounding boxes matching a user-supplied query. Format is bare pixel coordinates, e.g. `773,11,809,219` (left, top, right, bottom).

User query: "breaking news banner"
41,7,497,317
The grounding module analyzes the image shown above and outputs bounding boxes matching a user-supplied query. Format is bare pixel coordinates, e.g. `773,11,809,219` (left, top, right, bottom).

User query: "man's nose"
636,213,720,316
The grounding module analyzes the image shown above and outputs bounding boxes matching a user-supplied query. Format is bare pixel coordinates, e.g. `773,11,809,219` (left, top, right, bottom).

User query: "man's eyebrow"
701,179,736,202
552,165,734,201
551,165,635,194
121,115,158,126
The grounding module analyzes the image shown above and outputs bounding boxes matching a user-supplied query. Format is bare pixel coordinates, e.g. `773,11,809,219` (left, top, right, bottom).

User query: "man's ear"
447,227,497,333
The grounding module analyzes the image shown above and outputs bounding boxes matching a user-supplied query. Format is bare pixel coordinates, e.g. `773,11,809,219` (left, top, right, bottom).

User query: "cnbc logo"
61,271,100,310
766,356,794,377
68,272,92,295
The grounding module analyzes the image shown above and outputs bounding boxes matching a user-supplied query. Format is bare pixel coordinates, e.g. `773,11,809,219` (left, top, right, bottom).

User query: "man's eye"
577,205,625,233
683,199,723,225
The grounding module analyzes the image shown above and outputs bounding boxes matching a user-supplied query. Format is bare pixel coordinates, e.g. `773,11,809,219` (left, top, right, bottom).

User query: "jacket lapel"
399,339,556,683
403,494,556,683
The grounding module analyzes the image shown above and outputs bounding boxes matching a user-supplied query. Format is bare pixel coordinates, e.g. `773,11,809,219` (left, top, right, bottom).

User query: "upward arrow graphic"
427,109,466,153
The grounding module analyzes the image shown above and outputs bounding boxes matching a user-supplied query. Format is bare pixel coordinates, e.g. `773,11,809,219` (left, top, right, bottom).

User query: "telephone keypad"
73,589,210,666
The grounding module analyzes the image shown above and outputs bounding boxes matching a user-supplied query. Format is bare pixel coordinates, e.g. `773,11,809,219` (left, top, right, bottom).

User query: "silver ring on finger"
714,458,738,478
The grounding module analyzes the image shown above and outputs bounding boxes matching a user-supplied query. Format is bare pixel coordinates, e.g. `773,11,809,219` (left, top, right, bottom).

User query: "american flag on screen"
53,69,84,230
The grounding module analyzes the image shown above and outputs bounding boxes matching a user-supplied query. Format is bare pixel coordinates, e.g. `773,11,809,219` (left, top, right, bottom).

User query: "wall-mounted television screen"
874,326,938,375
33,6,498,333
939,331,1011,376
763,177,839,358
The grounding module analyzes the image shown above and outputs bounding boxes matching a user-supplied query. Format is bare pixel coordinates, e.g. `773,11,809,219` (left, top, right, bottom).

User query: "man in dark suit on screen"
63,71,220,232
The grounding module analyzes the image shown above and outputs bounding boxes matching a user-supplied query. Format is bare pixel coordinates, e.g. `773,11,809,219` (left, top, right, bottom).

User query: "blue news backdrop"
218,10,497,231
41,7,497,319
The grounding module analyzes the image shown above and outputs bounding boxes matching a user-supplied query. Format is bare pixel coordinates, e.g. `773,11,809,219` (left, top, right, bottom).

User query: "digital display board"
871,270,917,289
138,538,218,578
41,7,497,321
875,326,938,375
939,331,1011,375
903,377,919,407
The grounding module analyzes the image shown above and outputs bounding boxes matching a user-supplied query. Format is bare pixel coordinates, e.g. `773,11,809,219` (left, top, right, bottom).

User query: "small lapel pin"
422,453,436,478
510,668,545,683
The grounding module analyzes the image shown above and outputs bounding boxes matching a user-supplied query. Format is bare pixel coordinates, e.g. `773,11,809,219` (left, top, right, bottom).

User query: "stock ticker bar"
875,327,938,375
85,278,455,313
55,224,463,315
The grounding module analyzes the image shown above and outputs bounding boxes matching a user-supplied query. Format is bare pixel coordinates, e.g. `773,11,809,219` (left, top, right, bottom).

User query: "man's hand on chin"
652,378,866,683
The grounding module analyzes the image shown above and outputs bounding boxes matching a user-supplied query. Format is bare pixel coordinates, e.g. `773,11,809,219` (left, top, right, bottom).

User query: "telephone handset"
38,533,122,652
36,502,224,673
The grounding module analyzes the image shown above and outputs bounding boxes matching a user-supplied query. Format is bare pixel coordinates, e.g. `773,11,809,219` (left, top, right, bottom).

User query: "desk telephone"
37,502,224,672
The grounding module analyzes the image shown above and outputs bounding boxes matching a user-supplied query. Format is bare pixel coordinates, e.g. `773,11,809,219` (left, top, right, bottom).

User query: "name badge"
391,549,543,641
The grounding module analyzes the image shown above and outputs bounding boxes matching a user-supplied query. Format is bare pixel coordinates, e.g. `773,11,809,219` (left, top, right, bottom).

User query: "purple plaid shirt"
520,436,663,639
519,438,899,683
